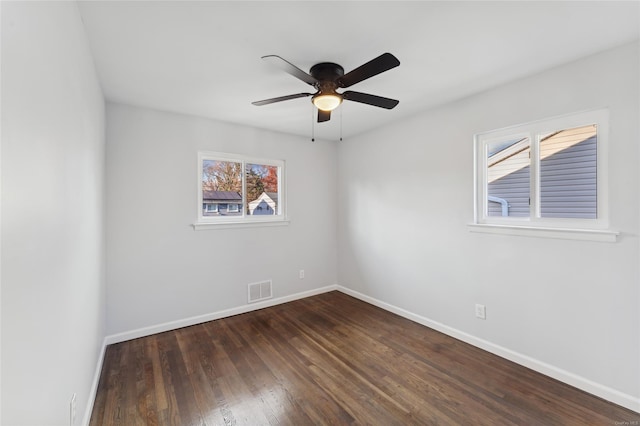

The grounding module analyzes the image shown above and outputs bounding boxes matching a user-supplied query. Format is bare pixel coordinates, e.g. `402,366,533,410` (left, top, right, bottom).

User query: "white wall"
105,104,337,335
338,42,640,408
1,2,106,425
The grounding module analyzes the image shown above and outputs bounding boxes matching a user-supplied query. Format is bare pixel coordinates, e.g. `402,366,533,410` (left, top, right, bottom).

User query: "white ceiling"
77,1,639,141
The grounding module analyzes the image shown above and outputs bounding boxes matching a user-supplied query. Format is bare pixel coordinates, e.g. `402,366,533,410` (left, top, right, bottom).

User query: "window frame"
195,151,288,229
471,109,617,242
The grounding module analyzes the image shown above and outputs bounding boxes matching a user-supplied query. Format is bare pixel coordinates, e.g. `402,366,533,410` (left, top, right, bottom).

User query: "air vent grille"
248,280,273,303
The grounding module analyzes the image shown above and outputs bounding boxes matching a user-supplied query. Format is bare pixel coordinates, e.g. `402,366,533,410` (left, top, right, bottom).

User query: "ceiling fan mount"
252,53,400,123
309,62,344,82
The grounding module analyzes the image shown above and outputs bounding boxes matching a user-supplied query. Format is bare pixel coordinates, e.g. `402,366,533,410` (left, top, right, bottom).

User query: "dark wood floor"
90,291,639,425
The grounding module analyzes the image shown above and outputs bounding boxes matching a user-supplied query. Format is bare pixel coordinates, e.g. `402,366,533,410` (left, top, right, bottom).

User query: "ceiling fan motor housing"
310,62,344,93
309,62,344,81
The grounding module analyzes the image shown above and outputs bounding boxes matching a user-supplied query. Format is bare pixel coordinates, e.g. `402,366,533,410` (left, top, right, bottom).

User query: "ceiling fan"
252,53,400,123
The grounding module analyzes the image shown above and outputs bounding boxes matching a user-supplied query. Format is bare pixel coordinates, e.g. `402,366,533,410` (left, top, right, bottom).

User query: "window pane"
246,163,279,216
202,160,243,216
539,125,597,219
486,137,531,217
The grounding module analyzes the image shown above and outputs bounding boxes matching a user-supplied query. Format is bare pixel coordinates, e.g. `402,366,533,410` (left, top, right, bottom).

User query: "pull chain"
311,105,315,142
340,106,343,141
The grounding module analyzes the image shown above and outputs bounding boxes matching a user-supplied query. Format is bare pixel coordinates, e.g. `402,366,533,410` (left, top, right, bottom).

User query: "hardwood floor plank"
235,310,353,424
147,337,167,411
237,313,354,424
156,334,186,425
90,291,640,425
206,321,274,425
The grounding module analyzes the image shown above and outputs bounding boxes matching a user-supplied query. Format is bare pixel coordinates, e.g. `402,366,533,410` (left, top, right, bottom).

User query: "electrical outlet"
299,269,305,279
70,393,77,426
475,304,486,320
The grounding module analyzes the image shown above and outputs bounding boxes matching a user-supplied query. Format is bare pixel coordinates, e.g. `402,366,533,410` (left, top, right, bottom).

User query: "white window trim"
470,108,618,242
468,223,618,243
194,151,288,230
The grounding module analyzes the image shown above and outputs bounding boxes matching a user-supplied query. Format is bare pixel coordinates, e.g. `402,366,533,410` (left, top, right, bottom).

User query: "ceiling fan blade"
338,53,400,88
252,93,313,106
317,109,331,122
343,91,399,109
262,55,318,86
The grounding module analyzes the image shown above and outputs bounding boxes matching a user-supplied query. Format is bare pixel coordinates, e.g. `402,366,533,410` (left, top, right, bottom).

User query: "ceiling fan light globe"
312,94,342,111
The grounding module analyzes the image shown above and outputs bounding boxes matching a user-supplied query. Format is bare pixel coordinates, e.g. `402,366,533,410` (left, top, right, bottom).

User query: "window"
196,152,286,228
472,109,616,241
204,203,218,213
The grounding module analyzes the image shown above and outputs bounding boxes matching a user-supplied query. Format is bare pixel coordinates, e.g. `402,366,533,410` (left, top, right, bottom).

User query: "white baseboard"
104,284,339,345
336,285,640,414
82,337,108,426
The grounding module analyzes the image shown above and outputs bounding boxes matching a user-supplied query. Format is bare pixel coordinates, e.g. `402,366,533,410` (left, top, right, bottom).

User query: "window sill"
193,218,290,230
467,223,618,243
